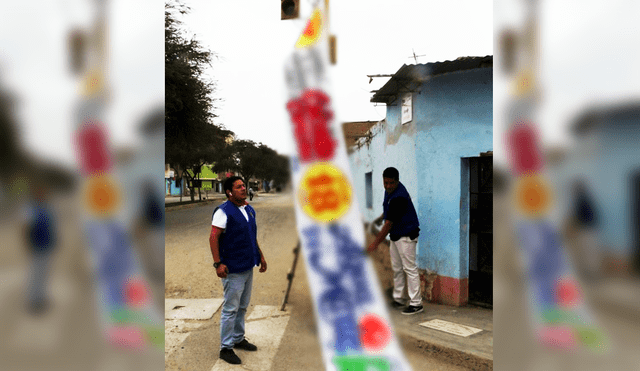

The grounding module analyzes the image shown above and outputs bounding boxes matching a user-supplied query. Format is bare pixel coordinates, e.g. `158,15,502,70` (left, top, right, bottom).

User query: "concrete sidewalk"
386,274,639,371
389,301,493,370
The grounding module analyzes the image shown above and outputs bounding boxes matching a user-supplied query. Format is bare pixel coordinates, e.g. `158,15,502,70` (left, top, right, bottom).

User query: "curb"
385,291,493,370
164,194,271,211
165,198,223,211
398,331,493,371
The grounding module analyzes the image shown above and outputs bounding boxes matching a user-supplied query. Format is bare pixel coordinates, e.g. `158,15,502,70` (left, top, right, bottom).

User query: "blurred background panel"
0,0,164,370
494,0,640,370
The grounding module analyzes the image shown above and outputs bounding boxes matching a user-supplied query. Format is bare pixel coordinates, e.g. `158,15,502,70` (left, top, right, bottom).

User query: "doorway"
632,170,640,274
468,155,493,307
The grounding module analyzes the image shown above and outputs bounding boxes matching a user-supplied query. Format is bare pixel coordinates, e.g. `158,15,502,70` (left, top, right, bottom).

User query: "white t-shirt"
212,205,249,229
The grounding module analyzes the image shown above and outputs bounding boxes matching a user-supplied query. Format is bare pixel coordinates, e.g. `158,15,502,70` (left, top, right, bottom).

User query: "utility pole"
325,0,337,64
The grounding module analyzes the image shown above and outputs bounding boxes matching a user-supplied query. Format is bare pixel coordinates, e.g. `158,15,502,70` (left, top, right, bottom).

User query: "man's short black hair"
224,176,245,197
383,167,399,180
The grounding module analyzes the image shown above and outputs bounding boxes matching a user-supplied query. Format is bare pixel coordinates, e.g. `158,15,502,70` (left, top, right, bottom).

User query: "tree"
212,140,290,192
255,144,290,190
202,182,212,199
0,86,21,176
165,0,231,201
233,140,263,182
269,153,291,190
211,139,259,183
0,81,76,203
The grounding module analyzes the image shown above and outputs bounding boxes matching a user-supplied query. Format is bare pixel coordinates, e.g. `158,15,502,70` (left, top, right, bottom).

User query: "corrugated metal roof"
370,56,493,104
341,120,379,147
572,101,640,135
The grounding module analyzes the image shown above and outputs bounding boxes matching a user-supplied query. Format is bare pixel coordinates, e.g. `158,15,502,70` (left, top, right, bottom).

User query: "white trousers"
390,236,422,307
577,229,601,274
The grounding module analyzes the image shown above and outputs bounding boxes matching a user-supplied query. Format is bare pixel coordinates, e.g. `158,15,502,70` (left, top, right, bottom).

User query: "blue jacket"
383,182,420,241
29,201,56,253
214,201,261,274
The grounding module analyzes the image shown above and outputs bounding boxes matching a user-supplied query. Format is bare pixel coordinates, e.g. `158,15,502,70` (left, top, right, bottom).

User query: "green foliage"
255,143,290,187
211,140,290,188
187,165,217,179
0,87,21,175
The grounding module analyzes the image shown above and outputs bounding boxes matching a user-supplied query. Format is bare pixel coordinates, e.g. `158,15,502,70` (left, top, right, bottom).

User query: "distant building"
553,102,640,274
346,56,493,306
165,164,182,196
341,121,378,154
117,108,164,226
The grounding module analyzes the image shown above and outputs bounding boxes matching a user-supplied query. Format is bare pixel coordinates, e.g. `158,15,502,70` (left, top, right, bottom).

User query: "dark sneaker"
401,305,424,315
391,301,405,309
28,299,50,315
220,348,241,364
234,338,258,351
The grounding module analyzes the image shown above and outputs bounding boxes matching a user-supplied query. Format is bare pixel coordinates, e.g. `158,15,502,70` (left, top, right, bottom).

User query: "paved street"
165,192,471,371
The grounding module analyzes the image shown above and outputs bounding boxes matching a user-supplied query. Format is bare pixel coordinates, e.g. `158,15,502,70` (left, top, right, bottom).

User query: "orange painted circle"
298,163,351,222
83,174,120,216
513,175,552,217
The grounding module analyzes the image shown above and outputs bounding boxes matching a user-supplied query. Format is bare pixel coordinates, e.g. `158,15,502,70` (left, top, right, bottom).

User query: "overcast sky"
4,1,635,168
180,0,493,156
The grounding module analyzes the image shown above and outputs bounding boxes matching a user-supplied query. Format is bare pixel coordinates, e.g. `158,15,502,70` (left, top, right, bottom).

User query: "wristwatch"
214,262,221,269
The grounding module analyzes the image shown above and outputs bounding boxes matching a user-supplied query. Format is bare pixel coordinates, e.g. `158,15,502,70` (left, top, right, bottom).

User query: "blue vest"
214,201,260,274
383,182,420,240
29,201,56,253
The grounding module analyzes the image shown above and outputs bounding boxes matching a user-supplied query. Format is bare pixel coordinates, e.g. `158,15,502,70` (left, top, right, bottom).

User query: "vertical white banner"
283,7,412,371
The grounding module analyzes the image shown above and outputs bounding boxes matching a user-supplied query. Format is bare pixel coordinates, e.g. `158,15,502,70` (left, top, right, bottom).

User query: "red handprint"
287,89,337,162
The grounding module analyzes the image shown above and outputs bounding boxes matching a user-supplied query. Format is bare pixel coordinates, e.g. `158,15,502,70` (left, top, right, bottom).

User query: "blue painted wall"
347,67,492,280
413,68,493,279
117,125,165,226
552,120,640,256
348,118,419,226
166,178,182,196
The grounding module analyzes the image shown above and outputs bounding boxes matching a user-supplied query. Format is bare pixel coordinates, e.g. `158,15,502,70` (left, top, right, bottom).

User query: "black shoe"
401,305,424,315
234,338,258,351
28,299,50,316
220,348,241,364
391,301,405,309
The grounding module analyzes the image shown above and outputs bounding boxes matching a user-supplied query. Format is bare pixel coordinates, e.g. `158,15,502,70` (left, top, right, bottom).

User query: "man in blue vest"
210,176,267,365
25,184,57,315
367,167,423,315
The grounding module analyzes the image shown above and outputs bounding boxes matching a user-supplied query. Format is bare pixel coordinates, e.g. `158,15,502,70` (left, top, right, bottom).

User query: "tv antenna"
408,49,426,64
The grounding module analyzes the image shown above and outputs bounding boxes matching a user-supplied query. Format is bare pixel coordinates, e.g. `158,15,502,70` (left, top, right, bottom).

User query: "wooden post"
280,242,301,311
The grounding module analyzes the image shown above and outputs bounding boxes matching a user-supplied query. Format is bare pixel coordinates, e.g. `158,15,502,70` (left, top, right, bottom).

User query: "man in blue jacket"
25,184,57,315
367,167,423,315
210,176,267,365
